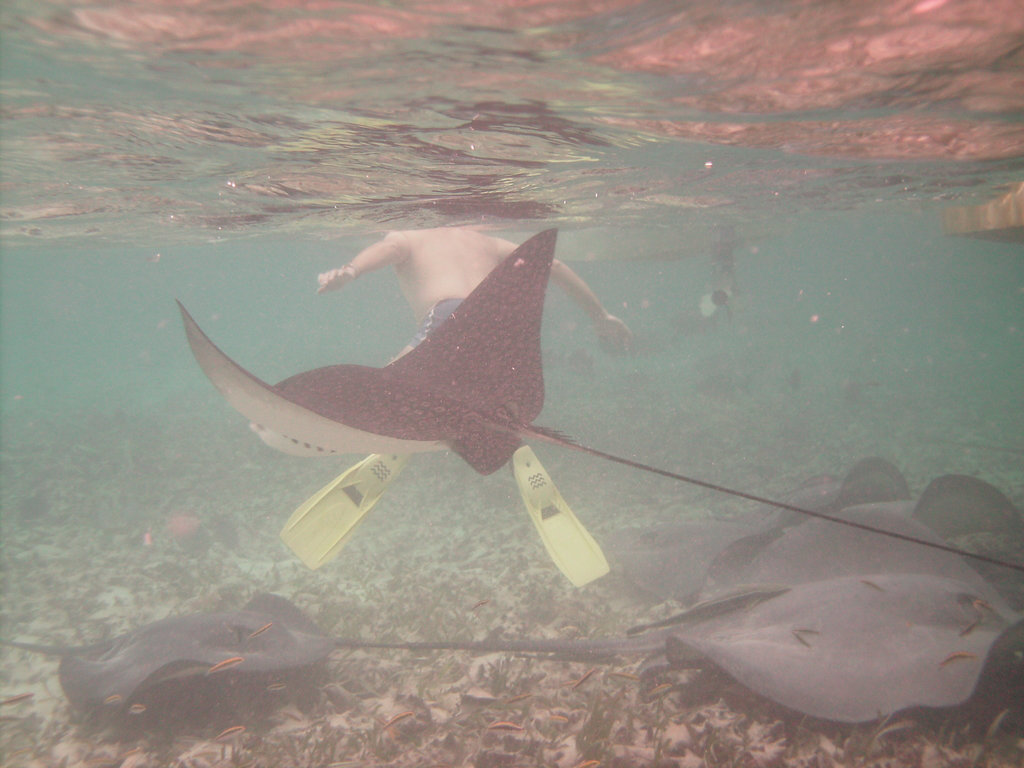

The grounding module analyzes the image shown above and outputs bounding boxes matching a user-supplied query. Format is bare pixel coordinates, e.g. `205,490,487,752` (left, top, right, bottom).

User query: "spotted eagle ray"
178,229,1024,574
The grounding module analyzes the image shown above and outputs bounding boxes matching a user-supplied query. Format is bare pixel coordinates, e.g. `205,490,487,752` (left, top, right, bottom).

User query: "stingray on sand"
336,463,1024,723
2,594,333,730
5,469,1021,727
337,577,1022,724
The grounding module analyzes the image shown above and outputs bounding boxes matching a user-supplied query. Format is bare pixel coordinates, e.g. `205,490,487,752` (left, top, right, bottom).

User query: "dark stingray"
179,229,557,474
178,230,1024,575
913,473,1024,540
2,594,334,731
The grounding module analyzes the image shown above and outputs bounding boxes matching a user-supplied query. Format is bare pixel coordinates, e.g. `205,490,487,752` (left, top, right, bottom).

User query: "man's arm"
317,232,409,294
549,259,634,354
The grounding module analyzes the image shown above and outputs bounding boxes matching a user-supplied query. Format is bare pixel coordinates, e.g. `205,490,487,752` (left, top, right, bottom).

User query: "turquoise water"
1,0,1023,762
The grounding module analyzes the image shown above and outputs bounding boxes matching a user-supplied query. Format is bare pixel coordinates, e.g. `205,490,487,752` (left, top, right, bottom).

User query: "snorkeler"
279,227,633,586
699,224,739,322
316,228,633,356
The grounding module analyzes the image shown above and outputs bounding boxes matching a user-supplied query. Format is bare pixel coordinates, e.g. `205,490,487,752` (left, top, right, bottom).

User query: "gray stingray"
665,573,1021,722
609,457,914,602
335,466,1023,723
336,575,1022,723
5,578,1018,727
702,503,1007,601
2,594,334,729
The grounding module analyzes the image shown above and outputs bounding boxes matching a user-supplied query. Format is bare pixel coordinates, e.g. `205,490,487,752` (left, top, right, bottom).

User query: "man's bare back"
318,227,633,354
392,229,518,322
319,228,514,323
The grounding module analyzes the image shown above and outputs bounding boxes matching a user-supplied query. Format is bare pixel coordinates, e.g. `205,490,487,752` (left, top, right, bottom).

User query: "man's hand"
317,264,357,294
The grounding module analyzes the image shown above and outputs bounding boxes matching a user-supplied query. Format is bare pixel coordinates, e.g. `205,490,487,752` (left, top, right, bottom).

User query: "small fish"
381,711,414,730
247,622,273,641
504,693,532,704
608,671,640,681
972,598,994,613
470,599,490,612
127,703,147,715
959,617,981,637
104,694,123,706
487,720,525,731
868,718,915,750
550,714,570,723
567,667,596,690
206,656,245,675
0,693,33,706
215,725,246,741
576,761,602,768
266,682,287,692
792,628,820,648
860,579,885,592
939,651,978,667
647,682,673,697
986,708,1011,739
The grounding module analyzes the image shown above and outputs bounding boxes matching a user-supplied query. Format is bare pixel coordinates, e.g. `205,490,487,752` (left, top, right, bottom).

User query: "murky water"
1,0,1022,764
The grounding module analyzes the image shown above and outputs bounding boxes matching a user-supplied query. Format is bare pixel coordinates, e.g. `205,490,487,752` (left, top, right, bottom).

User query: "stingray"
664,573,1022,722
334,574,1023,724
178,229,558,474
609,457,915,602
7,587,1019,728
1,594,334,730
332,565,1023,725
913,473,1024,540
178,229,1024,574
608,469,1024,721
332,466,1023,723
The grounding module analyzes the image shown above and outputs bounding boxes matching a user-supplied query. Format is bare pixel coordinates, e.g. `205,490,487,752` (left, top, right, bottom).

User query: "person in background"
699,224,739,322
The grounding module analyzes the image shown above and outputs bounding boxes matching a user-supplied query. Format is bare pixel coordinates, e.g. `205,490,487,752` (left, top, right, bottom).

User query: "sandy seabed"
2,361,1022,768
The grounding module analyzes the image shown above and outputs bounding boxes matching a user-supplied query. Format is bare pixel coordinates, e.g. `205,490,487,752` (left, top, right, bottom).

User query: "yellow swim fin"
513,446,610,587
280,453,408,569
